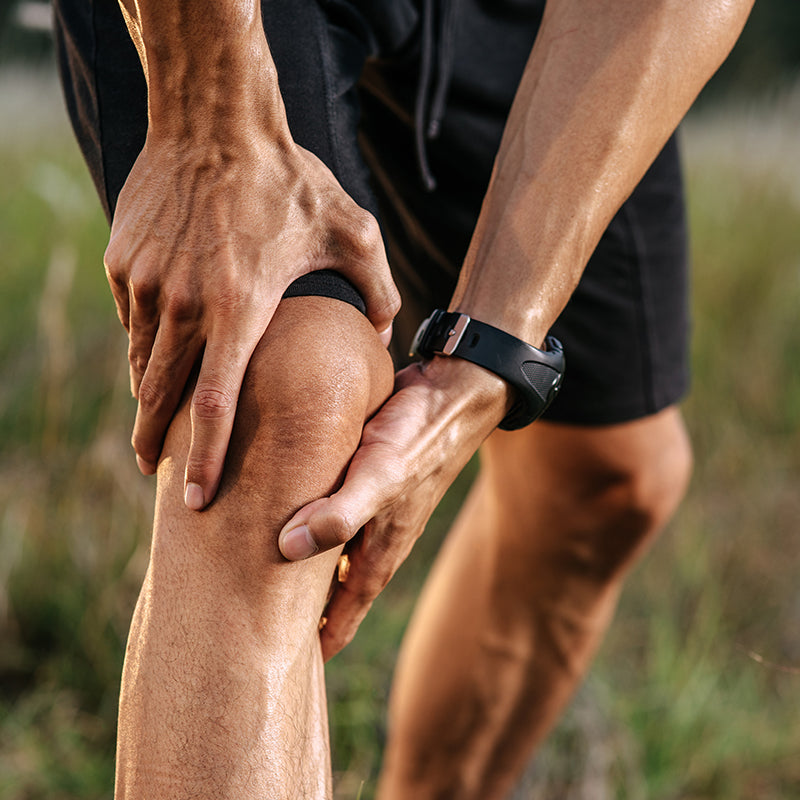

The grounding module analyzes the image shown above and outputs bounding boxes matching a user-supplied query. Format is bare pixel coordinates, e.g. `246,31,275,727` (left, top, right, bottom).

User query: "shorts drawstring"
414,0,458,191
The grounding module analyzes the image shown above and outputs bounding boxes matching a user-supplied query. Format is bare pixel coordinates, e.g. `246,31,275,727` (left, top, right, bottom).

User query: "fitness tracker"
409,309,565,430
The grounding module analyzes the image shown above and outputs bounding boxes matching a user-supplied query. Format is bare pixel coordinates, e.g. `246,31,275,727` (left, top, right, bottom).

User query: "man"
53,0,752,797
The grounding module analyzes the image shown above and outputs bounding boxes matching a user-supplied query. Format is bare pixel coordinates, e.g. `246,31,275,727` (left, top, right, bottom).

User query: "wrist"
125,3,290,145
451,248,555,348
414,352,514,435
148,53,289,145
410,310,564,429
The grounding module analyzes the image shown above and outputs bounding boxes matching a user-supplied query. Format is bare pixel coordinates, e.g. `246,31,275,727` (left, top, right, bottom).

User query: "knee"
486,408,693,584
579,419,692,579
224,297,394,509
154,296,394,578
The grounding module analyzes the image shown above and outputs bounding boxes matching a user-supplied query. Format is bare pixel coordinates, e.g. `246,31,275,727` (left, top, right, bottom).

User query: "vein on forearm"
453,0,754,344
116,0,284,138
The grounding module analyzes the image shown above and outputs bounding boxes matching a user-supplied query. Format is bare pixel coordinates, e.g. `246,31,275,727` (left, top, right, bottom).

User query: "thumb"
278,468,385,561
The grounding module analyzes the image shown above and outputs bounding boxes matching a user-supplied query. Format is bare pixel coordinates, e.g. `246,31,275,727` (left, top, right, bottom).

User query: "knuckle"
127,339,151,373
104,249,127,289
131,420,162,462
325,510,356,547
164,289,199,323
376,286,401,322
185,454,215,485
131,434,159,465
129,273,159,307
192,384,236,420
128,351,148,377
136,377,169,416
328,208,383,263
350,211,383,257
103,238,121,269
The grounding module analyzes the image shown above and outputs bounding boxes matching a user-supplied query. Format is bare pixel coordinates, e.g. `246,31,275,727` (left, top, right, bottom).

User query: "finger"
131,324,202,474
278,493,374,561
320,579,377,661
126,267,163,397
182,338,256,511
103,245,130,332
353,255,401,338
333,211,400,335
319,530,409,661
127,312,160,399
278,449,399,560
378,321,393,349
108,278,131,333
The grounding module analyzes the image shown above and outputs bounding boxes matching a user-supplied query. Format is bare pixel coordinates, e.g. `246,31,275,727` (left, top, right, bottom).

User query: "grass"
1,69,799,799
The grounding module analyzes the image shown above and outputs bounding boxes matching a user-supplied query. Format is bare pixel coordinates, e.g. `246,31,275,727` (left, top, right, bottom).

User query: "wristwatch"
409,309,565,430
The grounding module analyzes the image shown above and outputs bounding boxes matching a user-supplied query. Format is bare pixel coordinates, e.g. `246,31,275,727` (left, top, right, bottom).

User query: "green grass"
1,71,799,799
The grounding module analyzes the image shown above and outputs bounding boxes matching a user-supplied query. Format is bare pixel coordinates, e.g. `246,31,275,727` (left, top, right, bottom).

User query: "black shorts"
53,0,689,425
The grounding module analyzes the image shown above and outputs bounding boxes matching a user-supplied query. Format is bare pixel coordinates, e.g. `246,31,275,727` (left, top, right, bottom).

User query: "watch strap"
409,310,565,430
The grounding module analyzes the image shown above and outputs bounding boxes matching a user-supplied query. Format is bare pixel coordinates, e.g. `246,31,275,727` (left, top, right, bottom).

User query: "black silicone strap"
409,310,565,430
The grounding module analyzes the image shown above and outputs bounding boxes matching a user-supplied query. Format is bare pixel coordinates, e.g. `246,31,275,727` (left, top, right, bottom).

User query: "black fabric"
53,0,690,425
53,0,147,220
355,0,689,424
282,270,366,315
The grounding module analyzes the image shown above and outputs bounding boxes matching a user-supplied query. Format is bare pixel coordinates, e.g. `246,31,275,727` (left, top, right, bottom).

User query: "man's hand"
105,132,399,509
277,357,512,660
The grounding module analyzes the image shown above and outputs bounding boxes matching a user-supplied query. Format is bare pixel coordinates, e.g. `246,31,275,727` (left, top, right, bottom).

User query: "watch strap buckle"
410,310,472,359
441,313,470,355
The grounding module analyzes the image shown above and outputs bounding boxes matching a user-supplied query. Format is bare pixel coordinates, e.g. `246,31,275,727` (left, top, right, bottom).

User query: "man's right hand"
105,129,399,510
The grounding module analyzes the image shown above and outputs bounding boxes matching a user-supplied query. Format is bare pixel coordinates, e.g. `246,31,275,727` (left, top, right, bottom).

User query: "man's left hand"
278,357,511,661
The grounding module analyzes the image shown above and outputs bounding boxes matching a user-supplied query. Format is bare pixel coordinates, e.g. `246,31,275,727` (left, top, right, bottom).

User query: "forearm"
117,0,289,143
452,0,753,345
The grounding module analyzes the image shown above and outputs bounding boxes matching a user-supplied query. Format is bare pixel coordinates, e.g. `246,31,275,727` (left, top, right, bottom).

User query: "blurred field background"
1,3,799,799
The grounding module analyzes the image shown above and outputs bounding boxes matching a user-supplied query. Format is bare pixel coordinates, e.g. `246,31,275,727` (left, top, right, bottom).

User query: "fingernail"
280,525,319,561
136,455,156,475
184,482,205,511
378,323,393,348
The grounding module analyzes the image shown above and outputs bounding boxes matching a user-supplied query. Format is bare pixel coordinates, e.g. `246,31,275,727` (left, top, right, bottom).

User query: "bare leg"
115,296,393,800
378,407,692,800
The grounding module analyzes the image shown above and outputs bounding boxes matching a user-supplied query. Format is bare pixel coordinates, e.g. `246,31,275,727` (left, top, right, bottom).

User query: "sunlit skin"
111,0,400,499
115,297,393,799
105,0,753,797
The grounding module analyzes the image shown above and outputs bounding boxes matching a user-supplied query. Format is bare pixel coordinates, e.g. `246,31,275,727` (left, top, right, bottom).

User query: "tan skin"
115,297,393,799
377,409,693,798
111,0,399,505
104,0,752,796
281,0,753,655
